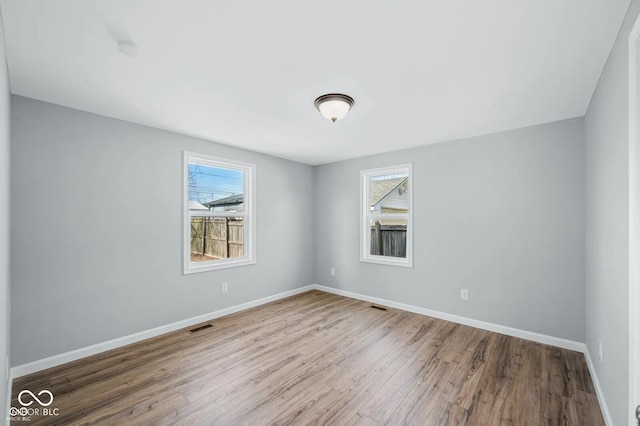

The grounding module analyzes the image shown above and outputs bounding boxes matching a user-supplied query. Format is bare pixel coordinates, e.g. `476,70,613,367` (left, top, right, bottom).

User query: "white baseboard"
9,283,610,424
5,368,12,426
310,284,584,352
10,285,600,400
11,285,315,379
583,346,613,426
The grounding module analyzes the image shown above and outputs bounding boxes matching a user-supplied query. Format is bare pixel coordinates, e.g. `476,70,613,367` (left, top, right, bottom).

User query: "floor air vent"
188,323,213,334
370,305,388,311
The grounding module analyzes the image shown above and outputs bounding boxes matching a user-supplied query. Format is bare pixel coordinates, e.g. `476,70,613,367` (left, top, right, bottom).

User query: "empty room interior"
2,0,640,425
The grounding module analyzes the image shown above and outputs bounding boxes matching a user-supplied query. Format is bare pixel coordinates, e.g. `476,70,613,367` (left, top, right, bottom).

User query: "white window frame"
183,151,256,274
360,163,413,267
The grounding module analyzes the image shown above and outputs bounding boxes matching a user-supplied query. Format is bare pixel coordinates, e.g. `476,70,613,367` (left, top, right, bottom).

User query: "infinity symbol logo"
18,390,54,407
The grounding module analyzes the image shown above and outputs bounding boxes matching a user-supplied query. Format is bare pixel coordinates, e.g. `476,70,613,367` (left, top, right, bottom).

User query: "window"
184,152,256,274
361,164,413,267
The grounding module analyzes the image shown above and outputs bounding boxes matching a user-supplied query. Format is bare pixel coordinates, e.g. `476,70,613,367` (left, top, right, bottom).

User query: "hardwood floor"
10,290,604,425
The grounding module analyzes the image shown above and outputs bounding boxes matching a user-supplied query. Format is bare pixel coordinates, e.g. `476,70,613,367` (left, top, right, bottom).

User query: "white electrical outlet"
330,267,335,276
598,340,603,362
221,282,228,294
460,289,469,300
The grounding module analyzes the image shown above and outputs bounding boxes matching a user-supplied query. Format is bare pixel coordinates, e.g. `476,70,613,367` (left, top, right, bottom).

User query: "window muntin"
361,164,413,267
184,152,255,273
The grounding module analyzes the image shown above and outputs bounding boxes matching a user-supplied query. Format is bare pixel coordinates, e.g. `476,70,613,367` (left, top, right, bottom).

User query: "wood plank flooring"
10,290,604,425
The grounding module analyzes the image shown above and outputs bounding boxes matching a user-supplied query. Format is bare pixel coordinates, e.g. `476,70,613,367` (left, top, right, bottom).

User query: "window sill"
184,258,256,274
360,256,413,268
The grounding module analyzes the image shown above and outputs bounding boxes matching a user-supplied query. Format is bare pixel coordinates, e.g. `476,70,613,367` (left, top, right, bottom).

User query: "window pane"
190,217,244,262
369,173,409,213
188,163,244,212
361,164,412,267
369,218,407,258
185,153,255,274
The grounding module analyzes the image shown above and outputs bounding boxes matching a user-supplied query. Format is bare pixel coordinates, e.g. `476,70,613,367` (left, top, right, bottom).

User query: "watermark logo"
18,390,54,407
10,389,60,422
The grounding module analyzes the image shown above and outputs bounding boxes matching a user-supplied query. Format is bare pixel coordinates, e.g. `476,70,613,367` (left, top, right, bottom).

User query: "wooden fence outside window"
370,223,407,258
191,217,244,260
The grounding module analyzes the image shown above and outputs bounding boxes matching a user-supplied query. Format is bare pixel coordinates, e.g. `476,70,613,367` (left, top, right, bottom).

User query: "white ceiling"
0,0,631,165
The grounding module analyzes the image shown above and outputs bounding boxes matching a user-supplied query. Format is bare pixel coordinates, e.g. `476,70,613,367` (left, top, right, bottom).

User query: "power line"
189,170,243,180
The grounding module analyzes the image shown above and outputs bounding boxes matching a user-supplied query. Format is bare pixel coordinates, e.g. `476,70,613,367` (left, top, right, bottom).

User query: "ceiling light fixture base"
117,40,139,58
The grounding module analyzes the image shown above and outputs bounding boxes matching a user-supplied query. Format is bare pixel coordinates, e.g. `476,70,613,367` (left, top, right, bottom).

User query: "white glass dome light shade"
314,94,354,122
318,99,350,122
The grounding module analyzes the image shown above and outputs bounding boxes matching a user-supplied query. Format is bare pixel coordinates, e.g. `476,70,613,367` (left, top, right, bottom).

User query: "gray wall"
0,11,10,426
10,96,315,366
585,1,640,425
314,118,585,342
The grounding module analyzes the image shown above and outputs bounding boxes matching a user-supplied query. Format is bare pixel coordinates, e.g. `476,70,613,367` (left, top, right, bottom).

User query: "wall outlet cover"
598,340,603,362
461,289,469,300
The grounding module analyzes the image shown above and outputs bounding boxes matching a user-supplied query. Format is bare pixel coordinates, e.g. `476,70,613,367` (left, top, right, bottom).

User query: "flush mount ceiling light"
314,93,354,123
